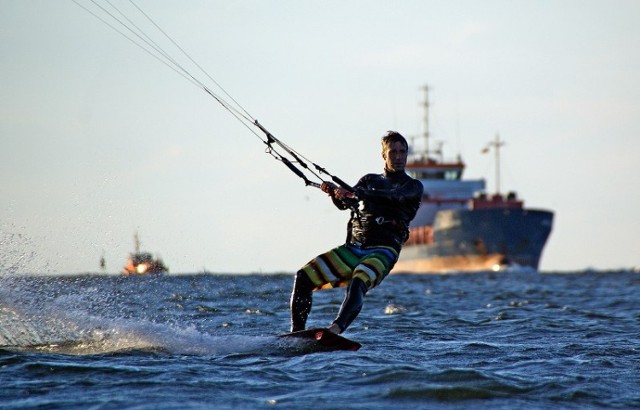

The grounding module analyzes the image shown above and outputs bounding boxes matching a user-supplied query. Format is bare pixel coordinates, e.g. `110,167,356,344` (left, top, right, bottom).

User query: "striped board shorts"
300,244,399,291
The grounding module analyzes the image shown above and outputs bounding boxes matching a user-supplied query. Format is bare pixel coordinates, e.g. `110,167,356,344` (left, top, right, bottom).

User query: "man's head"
381,131,409,172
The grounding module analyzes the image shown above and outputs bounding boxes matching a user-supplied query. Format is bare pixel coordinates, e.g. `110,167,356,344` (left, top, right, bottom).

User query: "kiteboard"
277,328,361,352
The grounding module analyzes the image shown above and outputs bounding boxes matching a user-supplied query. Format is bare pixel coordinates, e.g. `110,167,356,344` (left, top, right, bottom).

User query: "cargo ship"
393,86,554,273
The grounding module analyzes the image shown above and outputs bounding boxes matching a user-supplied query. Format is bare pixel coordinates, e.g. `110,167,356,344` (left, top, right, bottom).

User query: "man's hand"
321,181,337,196
321,182,353,199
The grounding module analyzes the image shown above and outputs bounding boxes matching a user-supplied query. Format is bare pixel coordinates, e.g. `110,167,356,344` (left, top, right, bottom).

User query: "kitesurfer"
290,131,424,334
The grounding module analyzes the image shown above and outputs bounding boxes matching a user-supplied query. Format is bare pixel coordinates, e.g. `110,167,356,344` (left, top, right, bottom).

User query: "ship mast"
421,84,430,158
134,231,141,253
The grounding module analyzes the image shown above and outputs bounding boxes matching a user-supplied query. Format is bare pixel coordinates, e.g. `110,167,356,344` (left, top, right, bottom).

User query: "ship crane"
483,134,506,195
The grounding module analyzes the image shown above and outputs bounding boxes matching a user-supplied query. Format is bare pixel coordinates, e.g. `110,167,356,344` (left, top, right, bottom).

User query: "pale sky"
1,0,639,274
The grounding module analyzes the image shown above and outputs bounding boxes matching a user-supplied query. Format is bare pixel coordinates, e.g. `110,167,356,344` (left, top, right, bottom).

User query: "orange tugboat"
122,232,168,275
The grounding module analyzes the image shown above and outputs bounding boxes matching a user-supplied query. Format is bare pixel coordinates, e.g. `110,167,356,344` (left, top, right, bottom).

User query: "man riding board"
290,131,424,334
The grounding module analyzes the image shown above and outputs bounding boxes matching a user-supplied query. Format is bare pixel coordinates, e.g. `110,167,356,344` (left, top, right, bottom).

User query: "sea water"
0,271,638,409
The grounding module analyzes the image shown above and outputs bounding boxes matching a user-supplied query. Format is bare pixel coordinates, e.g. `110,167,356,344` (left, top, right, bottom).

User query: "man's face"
383,141,408,172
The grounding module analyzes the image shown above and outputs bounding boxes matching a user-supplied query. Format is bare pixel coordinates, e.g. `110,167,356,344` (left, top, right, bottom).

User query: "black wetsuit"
339,169,424,252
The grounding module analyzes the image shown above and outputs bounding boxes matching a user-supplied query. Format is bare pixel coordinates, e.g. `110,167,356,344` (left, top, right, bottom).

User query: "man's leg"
290,270,315,332
330,277,368,334
329,247,398,333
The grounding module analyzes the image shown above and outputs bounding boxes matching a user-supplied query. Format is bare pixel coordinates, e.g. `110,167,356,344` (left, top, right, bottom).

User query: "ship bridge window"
445,170,461,180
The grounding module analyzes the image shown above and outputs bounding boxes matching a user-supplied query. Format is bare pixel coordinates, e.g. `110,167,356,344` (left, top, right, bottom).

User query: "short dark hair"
381,131,408,151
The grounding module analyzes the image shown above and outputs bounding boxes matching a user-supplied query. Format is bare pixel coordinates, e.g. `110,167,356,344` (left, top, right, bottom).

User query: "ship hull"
394,208,554,274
